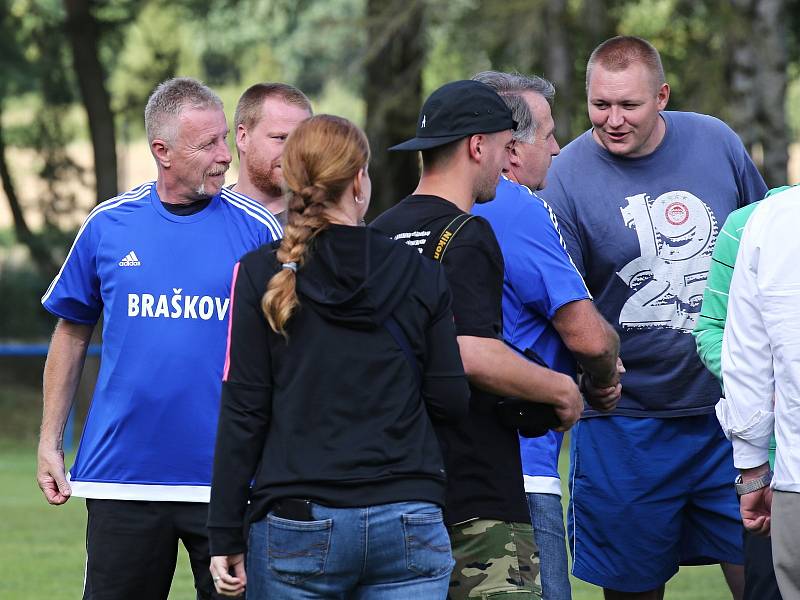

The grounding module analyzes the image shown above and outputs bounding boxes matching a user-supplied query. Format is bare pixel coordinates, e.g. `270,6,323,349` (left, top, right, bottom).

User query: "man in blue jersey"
37,77,281,600
540,36,768,600
230,82,312,225
472,70,622,600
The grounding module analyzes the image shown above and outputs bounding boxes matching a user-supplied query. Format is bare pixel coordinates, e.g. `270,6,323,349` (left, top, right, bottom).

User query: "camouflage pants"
447,519,542,599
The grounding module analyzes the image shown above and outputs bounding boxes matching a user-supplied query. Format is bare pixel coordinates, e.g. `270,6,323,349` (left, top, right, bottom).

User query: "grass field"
0,441,734,600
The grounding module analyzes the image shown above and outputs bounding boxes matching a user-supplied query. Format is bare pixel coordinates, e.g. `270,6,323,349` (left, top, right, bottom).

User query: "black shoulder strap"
421,213,476,262
389,213,475,386
384,315,422,387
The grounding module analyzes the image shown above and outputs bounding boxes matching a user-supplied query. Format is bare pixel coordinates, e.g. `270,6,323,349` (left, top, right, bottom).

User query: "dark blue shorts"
567,413,743,592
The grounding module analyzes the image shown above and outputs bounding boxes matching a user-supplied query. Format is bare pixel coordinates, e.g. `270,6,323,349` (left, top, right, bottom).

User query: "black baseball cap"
389,80,517,152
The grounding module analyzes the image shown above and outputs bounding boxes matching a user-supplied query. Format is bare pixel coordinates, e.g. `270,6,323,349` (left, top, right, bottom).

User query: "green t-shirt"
693,185,794,467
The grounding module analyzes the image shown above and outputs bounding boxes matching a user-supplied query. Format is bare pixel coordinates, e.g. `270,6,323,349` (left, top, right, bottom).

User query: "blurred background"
0,1,797,597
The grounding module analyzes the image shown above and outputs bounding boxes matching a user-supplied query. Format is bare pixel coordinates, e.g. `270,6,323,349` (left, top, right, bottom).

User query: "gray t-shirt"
541,111,767,417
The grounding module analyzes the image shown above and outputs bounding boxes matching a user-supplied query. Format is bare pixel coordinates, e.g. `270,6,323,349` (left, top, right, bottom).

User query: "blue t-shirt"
541,111,767,417
42,183,282,501
474,177,590,494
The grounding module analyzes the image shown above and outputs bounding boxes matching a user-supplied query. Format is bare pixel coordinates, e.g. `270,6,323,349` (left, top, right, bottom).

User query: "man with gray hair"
37,77,281,599
472,70,622,600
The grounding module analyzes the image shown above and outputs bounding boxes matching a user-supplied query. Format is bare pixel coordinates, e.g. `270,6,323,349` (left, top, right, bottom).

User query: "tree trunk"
63,0,118,204
364,0,425,220
755,0,789,186
0,110,58,274
544,0,575,141
583,0,613,45
728,0,788,187
728,0,760,150
558,0,618,140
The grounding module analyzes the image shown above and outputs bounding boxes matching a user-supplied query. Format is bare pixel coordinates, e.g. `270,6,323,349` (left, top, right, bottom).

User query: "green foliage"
422,0,548,93
93,0,142,62
0,260,58,339
314,79,365,126
616,0,732,119
423,0,493,92
110,2,199,127
108,0,368,141
261,0,365,96
0,227,15,248
0,0,799,291
10,0,76,104
0,5,33,98
0,0,93,231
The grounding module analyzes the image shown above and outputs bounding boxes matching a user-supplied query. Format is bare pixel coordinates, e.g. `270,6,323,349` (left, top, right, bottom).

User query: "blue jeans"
528,492,572,600
246,500,454,599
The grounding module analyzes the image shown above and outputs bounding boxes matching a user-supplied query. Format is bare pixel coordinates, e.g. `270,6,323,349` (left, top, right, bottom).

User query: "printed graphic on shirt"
127,289,230,321
118,250,141,267
392,230,430,252
616,190,718,332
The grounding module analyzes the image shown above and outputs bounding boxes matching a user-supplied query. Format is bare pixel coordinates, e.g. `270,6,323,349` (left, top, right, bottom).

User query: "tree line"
1,0,798,278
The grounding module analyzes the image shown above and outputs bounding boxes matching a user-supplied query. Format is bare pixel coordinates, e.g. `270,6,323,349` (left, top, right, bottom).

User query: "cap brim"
388,120,518,152
388,133,469,152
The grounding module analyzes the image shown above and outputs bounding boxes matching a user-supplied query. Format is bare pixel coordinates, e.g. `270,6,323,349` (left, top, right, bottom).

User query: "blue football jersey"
42,182,282,501
475,177,590,494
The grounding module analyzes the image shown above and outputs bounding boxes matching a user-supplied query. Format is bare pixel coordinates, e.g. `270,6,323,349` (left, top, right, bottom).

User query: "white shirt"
720,187,800,492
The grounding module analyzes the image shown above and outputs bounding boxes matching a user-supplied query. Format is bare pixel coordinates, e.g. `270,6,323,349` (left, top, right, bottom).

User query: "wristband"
734,471,772,496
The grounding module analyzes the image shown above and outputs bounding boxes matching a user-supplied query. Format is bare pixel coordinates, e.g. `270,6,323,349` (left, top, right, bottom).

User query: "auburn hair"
261,114,370,336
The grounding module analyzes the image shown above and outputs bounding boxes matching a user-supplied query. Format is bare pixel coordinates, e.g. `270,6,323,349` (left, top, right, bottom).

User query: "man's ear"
236,124,248,155
467,134,485,163
656,82,670,111
507,142,522,169
151,139,171,168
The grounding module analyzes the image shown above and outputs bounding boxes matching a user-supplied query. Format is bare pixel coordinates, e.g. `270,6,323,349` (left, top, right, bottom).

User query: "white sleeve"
720,221,774,469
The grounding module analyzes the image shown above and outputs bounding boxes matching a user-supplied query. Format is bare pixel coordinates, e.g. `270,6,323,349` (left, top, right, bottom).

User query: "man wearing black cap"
371,80,583,600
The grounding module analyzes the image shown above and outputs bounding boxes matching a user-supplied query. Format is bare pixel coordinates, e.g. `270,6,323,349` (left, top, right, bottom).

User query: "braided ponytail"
261,115,370,336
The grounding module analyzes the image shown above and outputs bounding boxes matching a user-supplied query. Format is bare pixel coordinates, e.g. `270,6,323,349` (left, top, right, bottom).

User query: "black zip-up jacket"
208,224,470,555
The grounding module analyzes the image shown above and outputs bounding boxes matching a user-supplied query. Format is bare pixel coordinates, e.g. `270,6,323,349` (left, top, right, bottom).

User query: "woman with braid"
207,114,470,599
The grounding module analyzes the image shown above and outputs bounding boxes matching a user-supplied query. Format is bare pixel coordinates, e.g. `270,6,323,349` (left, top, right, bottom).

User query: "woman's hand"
210,554,247,597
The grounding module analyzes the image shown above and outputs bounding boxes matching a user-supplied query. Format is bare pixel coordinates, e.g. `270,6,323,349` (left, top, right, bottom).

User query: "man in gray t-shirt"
540,35,767,600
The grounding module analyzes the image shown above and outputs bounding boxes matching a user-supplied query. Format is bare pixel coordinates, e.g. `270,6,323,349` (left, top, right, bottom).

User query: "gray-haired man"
37,77,281,599
472,71,622,600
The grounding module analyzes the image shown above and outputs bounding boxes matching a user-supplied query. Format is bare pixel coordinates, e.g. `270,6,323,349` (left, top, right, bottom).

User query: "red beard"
247,158,283,198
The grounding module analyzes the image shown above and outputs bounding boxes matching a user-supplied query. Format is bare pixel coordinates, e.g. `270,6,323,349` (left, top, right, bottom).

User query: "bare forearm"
458,336,575,405
573,321,619,386
553,300,619,386
40,320,93,449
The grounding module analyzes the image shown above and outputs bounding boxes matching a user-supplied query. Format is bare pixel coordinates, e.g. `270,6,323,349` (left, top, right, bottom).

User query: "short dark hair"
234,83,312,131
586,36,666,92
420,138,464,171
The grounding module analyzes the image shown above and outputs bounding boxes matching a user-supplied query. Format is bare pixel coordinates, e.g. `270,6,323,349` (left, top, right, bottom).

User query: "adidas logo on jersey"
119,251,141,267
